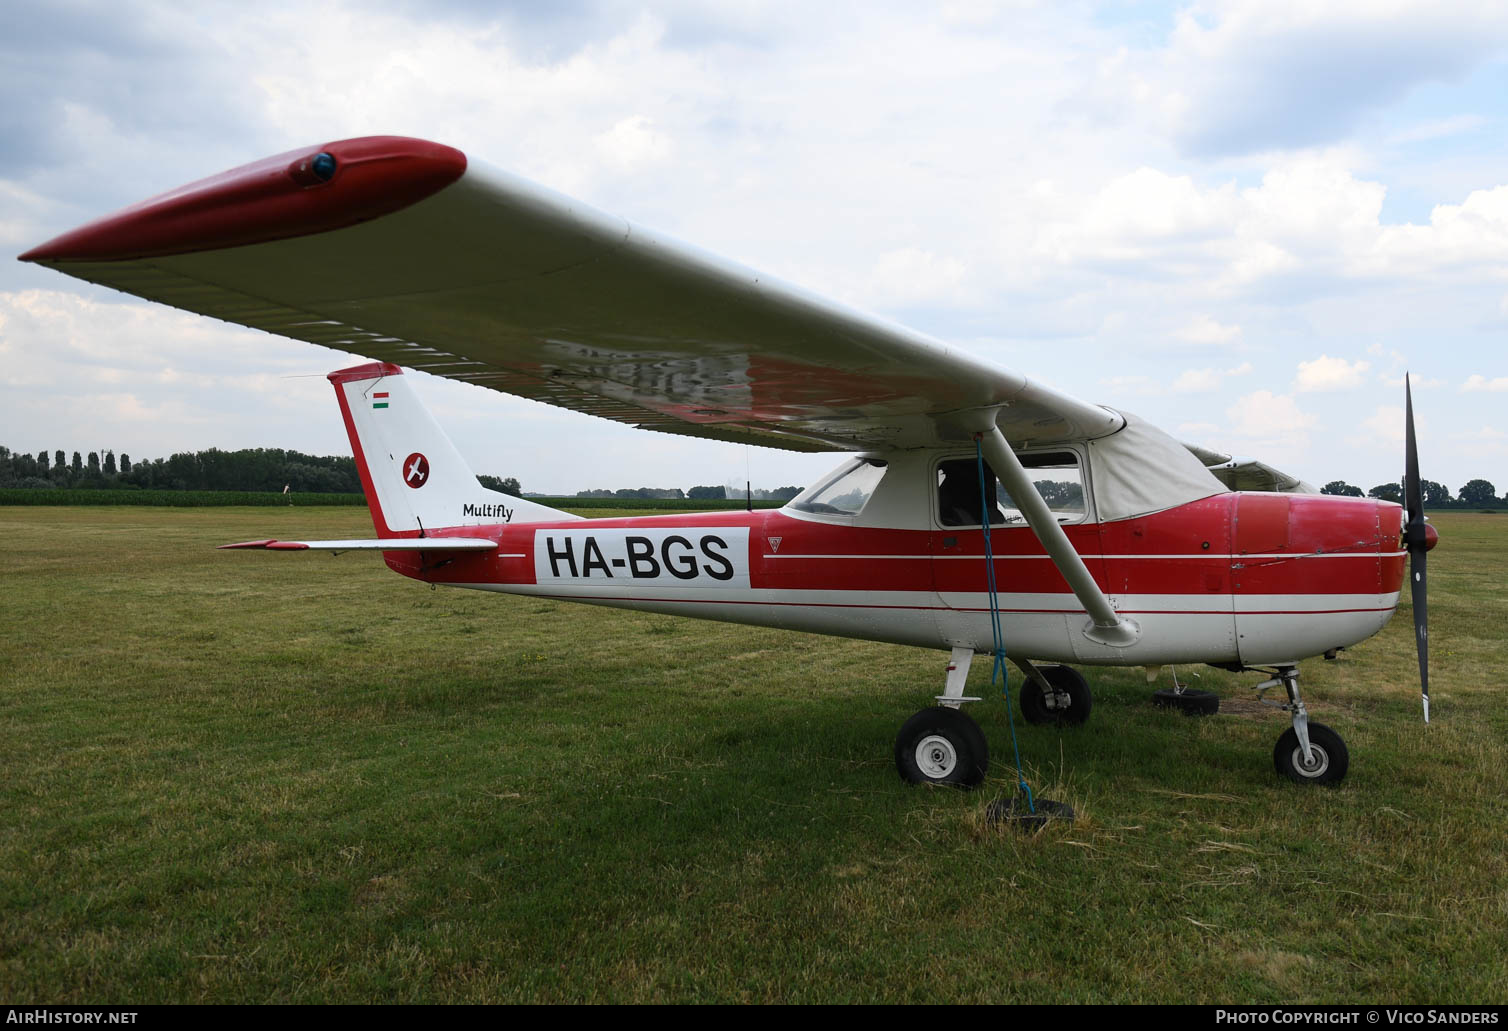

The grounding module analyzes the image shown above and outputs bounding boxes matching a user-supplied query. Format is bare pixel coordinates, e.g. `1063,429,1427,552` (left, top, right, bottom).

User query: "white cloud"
1033,149,1508,295
0,290,365,454
1149,1,1508,157
1171,362,1253,393
1359,404,1406,445
1176,316,1243,346
0,181,59,247
1370,184,1508,274
1380,372,1445,388
1387,113,1488,145
1295,355,1371,392
1036,168,1240,267
867,248,969,307
1225,389,1318,449
595,115,672,170
1096,374,1161,396
1462,374,1508,391
1448,425,1508,459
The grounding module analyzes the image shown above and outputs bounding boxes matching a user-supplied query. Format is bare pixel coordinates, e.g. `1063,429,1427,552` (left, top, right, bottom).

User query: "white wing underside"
31,162,1123,452
27,140,1304,493
1182,443,1319,494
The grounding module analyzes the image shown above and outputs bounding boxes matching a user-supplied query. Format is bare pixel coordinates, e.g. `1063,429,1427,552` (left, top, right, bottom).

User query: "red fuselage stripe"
401,493,1407,603
510,592,1395,617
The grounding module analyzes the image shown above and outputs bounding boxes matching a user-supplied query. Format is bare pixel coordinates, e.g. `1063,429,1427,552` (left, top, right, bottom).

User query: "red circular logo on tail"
402,452,430,488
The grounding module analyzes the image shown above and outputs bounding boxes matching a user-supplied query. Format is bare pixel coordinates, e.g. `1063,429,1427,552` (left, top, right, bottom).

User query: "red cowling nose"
1424,523,1439,552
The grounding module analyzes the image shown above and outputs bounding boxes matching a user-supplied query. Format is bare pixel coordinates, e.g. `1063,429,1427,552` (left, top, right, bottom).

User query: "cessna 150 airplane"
20,136,1436,789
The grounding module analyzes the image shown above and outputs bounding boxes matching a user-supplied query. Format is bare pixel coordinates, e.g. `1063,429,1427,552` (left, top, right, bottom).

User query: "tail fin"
329,362,579,536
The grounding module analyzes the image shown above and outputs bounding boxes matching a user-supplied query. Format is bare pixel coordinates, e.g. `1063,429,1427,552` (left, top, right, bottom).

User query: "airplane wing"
220,538,498,553
20,136,1122,453
1182,443,1319,494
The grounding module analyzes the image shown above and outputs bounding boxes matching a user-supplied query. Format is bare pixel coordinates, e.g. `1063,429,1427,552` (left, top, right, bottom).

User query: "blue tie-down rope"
976,435,1035,813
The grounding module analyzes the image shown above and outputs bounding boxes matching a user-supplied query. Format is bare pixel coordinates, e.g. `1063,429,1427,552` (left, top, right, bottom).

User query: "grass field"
2,506,1505,1004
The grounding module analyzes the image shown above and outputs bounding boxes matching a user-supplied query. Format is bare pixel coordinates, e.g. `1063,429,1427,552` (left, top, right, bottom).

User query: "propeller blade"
1402,374,1430,723
1410,543,1429,723
1404,375,1423,526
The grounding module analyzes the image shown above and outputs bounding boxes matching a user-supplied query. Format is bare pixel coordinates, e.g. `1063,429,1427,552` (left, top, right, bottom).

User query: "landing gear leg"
935,646,980,710
894,647,989,788
1255,665,1349,785
1011,657,1092,726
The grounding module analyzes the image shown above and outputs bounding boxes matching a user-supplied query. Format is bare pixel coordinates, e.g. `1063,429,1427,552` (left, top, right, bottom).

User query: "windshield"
788,458,888,516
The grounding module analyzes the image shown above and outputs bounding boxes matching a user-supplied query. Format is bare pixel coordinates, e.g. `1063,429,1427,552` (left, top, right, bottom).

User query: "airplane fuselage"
385,491,1406,669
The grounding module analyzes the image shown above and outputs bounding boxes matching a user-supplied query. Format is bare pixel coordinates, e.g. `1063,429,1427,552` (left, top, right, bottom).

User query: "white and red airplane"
20,136,1436,788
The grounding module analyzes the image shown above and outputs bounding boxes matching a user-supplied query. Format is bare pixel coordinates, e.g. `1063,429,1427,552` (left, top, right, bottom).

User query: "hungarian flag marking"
372,392,390,410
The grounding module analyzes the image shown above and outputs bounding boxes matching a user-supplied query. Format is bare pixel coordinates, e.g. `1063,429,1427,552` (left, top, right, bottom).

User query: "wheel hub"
914,734,958,779
1290,743,1330,778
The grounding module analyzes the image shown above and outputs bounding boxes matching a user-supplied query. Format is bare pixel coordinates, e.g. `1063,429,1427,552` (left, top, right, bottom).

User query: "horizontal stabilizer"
219,537,497,553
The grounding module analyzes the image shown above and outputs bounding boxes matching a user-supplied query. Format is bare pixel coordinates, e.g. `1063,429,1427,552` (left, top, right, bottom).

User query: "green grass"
0,488,366,507
1,507,1504,1003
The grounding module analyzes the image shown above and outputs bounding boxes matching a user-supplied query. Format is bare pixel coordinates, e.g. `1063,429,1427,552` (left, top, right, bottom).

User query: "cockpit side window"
937,459,1005,527
788,458,888,516
936,451,1086,527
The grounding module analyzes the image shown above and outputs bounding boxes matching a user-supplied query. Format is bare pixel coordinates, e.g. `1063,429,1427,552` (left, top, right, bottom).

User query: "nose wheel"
1273,723,1348,784
1255,665,1350,785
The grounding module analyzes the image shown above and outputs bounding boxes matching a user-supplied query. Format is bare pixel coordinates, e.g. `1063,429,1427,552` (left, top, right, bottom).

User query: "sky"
2,0,1506,496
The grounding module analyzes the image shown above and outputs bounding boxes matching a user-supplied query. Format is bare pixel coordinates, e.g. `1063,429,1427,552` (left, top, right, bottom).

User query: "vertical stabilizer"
329,362,579,535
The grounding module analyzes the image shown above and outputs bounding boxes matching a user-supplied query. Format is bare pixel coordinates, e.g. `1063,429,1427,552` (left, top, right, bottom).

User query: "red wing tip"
20,135,466,263
328,361,404,384
218,539,278,549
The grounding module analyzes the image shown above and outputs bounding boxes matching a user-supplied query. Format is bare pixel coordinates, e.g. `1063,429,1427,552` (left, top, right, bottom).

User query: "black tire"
1019,665,1092,726
1152,687,1220,716
1273,722,1349,785
894,707,989,788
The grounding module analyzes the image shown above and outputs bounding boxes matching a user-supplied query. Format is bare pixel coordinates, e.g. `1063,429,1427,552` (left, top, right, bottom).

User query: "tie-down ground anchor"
985,793,1076,832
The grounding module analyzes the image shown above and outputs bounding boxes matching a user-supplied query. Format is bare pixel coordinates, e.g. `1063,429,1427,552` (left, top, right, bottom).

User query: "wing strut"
978,427,1140,648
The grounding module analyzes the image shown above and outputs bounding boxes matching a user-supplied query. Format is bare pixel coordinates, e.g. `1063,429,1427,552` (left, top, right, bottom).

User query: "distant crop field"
1,507,1504,1003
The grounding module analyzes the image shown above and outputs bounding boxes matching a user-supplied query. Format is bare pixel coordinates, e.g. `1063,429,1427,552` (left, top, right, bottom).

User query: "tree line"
0,445,369,493
1320,479,1506,508
0,444,777,500
4,443,1502,508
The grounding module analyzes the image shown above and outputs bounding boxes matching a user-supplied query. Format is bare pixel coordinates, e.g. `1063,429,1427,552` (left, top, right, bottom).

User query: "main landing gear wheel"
1273,722,1349,785
894,707,989,788
1152,688,1220,716
1019,665,1092,726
